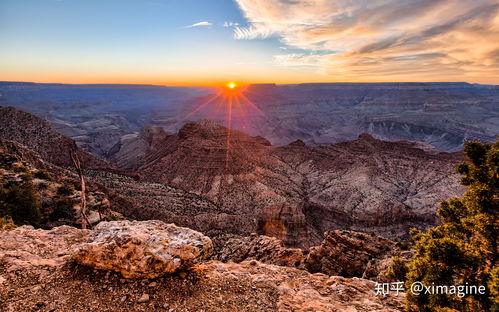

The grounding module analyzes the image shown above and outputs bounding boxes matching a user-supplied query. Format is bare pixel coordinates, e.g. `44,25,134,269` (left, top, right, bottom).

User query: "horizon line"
1,80,497,88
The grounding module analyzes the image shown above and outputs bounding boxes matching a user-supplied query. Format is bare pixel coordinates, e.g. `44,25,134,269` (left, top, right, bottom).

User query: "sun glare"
179,81,265,168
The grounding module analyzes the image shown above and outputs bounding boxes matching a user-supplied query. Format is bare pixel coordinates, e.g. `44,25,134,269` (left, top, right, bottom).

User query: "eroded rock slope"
110,120,465,247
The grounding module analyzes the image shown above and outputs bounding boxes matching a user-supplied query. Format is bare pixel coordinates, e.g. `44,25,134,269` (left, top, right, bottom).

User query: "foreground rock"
0,225,404,311
73,220,213,278
0,225,89,271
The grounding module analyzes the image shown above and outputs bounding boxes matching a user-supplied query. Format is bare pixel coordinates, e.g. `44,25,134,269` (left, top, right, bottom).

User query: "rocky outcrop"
304,230,411,279
216,231,412,281
257,205,322,248
0,224,405,311
0,225,90,270
216,234,305,268
73,220,213,278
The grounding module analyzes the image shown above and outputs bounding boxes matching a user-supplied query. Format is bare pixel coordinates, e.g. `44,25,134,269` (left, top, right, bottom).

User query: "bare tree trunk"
70,146,92,230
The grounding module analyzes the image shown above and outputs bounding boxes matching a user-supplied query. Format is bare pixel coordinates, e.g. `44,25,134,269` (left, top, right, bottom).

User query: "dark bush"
0,180,42,226
49,198,76,221
34,170,54,181
387,256,408,282
57,184,74,196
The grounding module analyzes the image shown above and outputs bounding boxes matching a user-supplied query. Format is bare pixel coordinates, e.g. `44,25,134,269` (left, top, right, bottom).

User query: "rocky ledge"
0,222,405,311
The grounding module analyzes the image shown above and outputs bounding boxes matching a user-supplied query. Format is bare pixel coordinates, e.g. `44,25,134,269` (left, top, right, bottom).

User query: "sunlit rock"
73,220,213,278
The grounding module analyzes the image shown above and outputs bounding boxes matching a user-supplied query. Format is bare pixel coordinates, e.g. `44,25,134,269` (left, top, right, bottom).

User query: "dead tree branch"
70,145,92,230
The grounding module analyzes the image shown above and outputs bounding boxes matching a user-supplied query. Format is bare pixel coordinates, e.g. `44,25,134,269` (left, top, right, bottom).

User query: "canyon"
1,82,497,159
1,106,465,248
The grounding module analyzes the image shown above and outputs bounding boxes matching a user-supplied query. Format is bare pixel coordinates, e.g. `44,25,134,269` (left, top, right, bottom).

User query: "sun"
179,81,265,168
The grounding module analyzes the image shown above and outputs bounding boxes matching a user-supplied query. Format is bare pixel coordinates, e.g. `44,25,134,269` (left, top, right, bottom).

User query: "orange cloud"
234,0,499,83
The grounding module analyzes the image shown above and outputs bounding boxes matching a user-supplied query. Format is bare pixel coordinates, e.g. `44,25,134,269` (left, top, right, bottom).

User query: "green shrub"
387,256,408,282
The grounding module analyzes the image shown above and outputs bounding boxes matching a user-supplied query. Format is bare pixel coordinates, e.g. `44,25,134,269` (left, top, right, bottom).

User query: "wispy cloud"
273,53,325,67
234,0,499,82
184,21,212,28
233,24,275,40
223,21,239,27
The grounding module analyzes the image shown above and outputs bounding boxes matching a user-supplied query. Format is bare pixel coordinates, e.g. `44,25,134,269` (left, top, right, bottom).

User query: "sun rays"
179,82,265,168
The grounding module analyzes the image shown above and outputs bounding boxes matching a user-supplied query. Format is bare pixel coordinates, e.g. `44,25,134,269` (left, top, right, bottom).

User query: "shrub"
57,184,74,196
34,169,54,181
0,180,42,227
387,256,408,282
49,198,76,221
0,216,15,231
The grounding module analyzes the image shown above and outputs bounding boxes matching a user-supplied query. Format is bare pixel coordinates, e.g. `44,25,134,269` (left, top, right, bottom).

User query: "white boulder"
73,220,213,278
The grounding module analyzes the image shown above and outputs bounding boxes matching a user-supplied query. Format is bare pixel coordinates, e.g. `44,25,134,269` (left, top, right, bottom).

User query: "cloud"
184,21,213,28
223,21,240,27
273,53,326,67
234,0,499,82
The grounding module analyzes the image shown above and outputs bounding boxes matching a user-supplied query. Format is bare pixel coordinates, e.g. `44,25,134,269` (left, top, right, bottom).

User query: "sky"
0,0,498,86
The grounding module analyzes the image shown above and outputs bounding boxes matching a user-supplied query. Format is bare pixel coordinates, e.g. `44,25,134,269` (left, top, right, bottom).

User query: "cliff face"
107,120,465,247
108,124,169,169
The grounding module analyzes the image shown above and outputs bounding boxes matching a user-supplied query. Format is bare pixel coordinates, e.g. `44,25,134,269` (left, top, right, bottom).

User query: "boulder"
73,220,213,278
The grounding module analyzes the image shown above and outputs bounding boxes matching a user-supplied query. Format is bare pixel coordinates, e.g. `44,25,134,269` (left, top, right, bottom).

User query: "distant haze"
1,81,497,159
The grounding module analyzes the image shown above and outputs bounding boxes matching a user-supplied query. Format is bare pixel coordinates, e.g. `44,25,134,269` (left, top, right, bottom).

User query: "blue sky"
1,0,498,85
0,0,302,85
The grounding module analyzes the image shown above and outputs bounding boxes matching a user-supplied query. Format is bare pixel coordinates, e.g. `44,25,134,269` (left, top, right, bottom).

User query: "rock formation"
73,220,213,278
216,231,411,281
304,230,411,279
0,107,466,248
109,120,464,247
108,124,169,169
0,225,89,270
216,234,305,268
0,106,110,169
